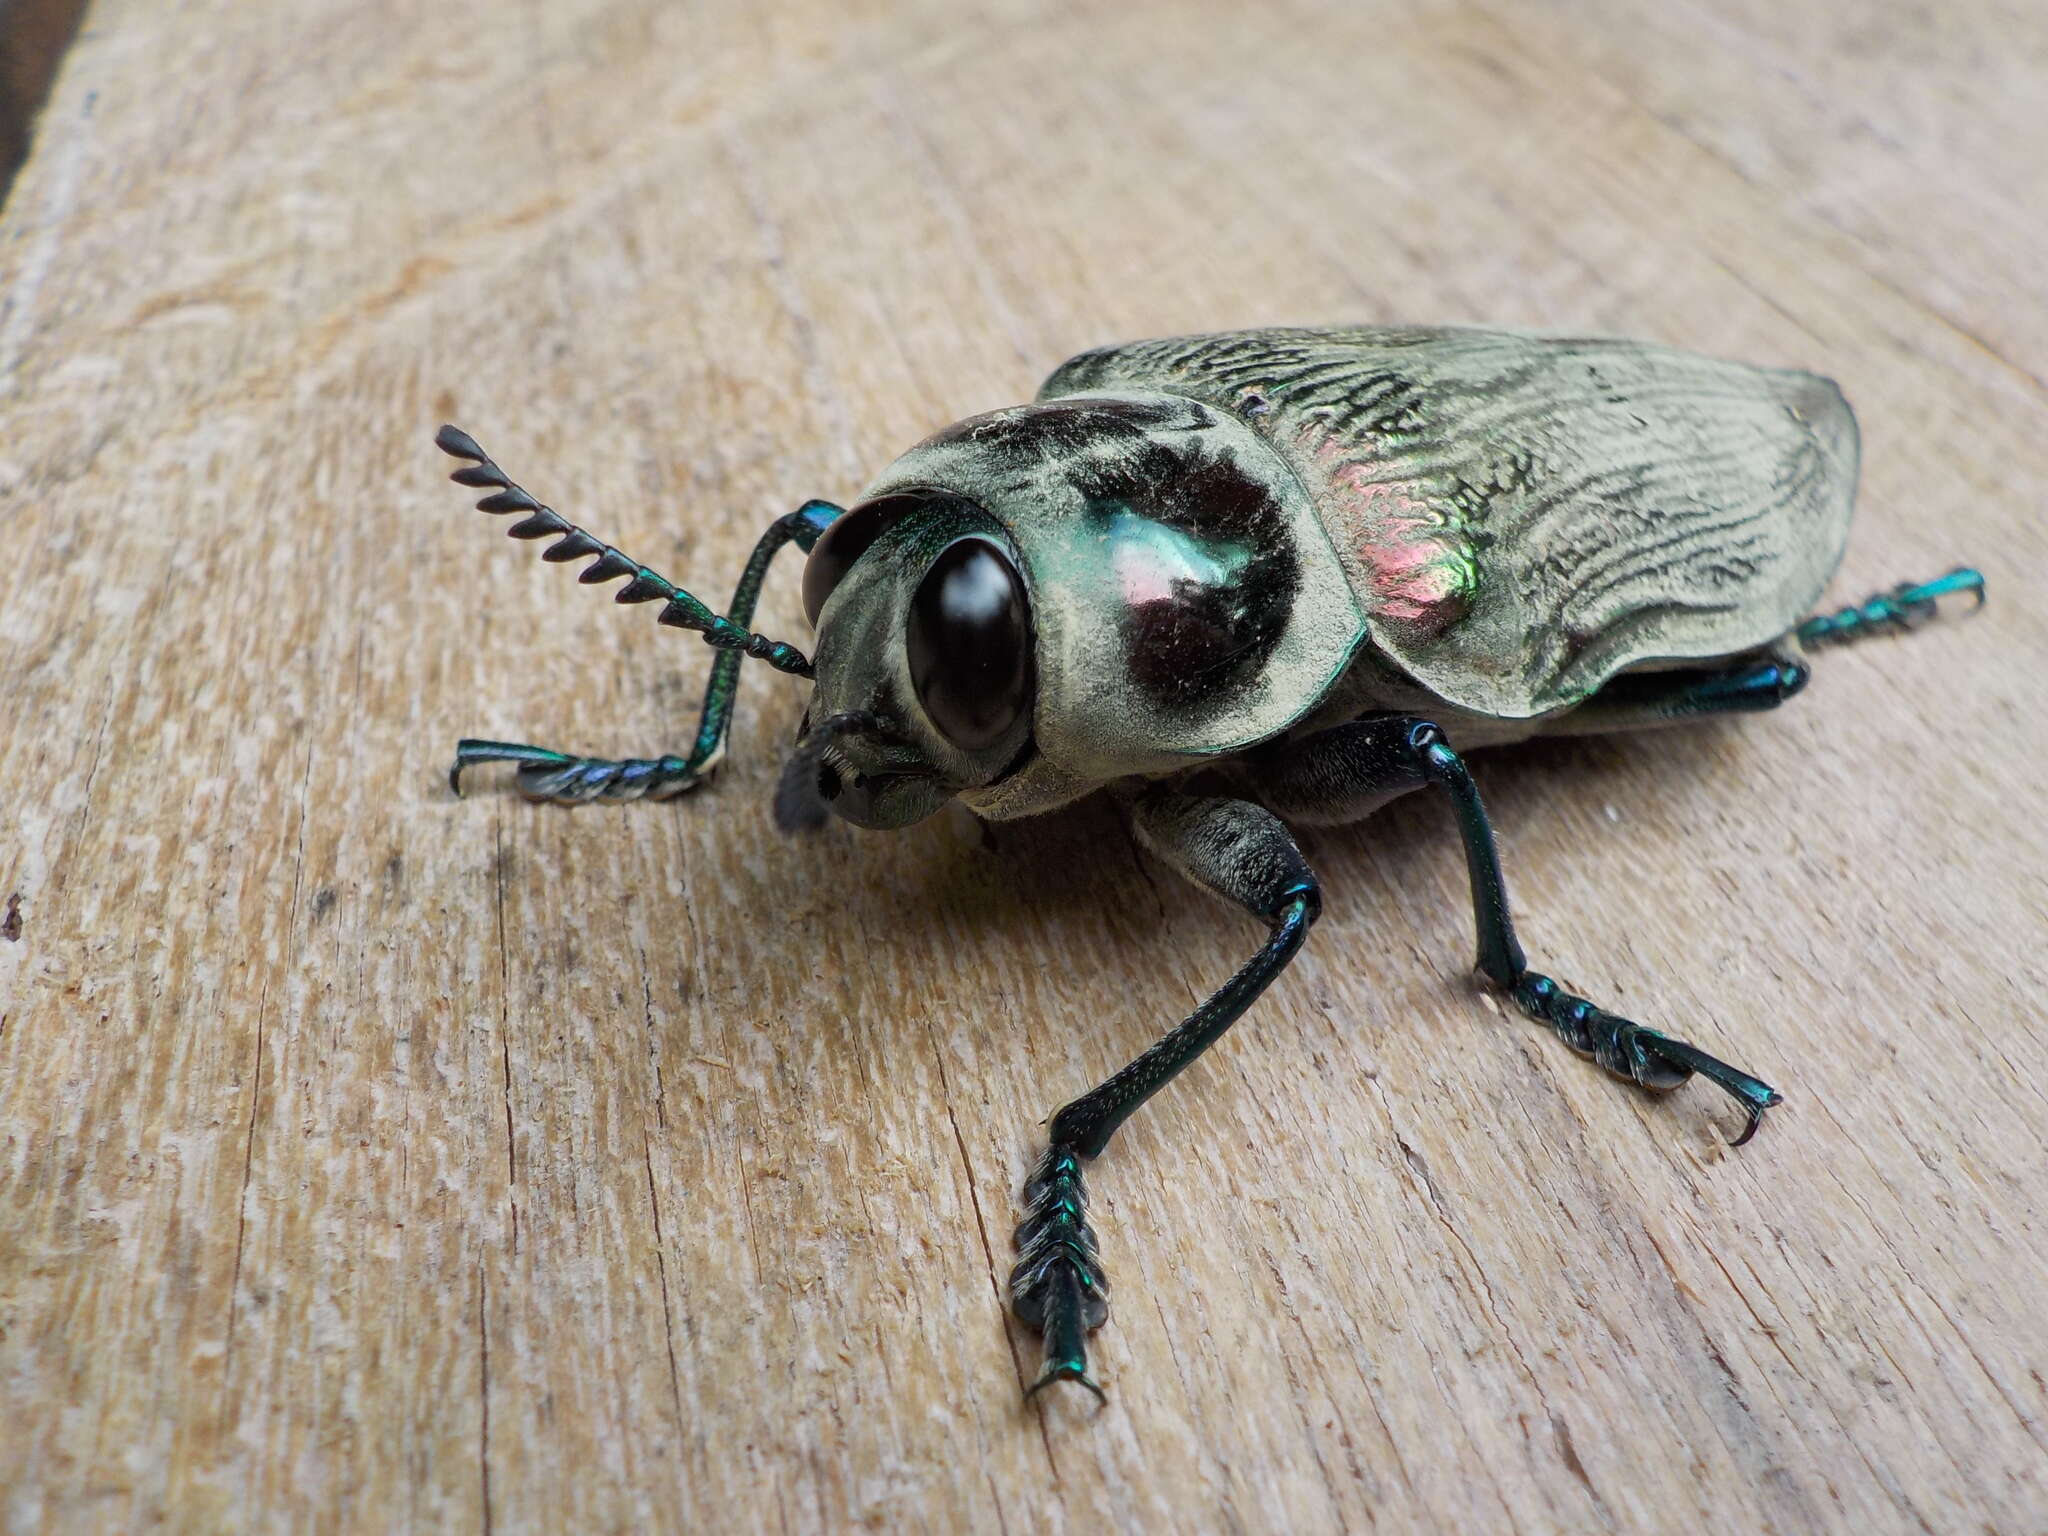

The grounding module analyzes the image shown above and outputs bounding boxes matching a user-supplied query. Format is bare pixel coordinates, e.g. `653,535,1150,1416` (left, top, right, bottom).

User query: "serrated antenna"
434,425,814,677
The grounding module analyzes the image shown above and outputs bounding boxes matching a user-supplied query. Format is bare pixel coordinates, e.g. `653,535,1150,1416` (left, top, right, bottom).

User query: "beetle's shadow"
881,723,1741,960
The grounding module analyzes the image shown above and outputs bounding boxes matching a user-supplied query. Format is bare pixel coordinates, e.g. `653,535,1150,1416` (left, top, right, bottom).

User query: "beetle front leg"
1258,716,1781,1145
447,499,843,804
1008,794,1319,1403
434,426,838,805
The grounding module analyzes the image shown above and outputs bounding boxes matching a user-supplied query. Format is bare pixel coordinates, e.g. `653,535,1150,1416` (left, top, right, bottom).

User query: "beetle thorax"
853,391,1367,817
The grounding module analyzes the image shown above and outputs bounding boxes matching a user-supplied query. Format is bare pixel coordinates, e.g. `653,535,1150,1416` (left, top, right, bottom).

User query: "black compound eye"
803,496,918,627
907,537,1033,751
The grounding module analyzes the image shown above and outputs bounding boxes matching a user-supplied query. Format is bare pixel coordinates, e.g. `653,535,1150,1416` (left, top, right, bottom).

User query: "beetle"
435,324,1983,1404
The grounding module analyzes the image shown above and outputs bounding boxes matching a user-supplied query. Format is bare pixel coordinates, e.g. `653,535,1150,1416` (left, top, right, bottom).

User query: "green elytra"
435,327,1985,1407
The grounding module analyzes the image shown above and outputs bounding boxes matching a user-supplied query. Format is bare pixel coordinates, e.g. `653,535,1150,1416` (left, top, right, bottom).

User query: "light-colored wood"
3,1,2044,1530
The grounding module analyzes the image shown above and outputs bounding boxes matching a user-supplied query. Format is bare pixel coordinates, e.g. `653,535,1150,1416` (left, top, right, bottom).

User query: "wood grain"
2,1,2043,1530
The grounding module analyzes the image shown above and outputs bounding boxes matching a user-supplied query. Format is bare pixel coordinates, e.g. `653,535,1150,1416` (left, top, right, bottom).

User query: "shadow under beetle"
436,325,1984,1404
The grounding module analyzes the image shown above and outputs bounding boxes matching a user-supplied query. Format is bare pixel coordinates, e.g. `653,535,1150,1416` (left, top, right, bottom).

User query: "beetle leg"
1403,717,1781,1143
448,741,698,803
1255,715,1781,1145
1796,566,1985,650
445,498,844,805
1007,794,1320,1404
1540,649,1810,737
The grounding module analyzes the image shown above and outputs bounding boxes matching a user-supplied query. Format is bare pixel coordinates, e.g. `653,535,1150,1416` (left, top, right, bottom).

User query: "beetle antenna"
434,425,815,677
774,711,882,832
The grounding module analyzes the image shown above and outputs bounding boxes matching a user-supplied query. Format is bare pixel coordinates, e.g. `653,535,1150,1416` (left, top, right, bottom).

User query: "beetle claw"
1024,1361,1108,1407
1632,1028,1782,1146
1729,1098,1771,1149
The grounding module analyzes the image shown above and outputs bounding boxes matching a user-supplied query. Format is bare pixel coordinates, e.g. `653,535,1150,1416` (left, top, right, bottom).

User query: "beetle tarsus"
1512,971,1782,1144
449,738,705,804
1008,1144,1111,1407
1796,566,1986,650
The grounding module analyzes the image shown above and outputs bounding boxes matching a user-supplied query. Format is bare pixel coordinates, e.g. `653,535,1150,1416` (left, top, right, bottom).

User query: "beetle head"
783,490,1037,830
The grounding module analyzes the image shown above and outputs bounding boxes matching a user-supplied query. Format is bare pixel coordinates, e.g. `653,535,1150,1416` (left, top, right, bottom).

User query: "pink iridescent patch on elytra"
1301,425,1477,634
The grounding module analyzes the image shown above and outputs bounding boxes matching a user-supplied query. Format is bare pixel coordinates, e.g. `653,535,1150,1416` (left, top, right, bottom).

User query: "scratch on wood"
643,1139,686,1430
479,1265,495,1536
1550,1412,1612,1525
492,811,519,1255
222,977,271,1374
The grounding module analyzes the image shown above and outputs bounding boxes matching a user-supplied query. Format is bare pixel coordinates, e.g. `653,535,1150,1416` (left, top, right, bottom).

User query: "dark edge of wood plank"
0,0,92,214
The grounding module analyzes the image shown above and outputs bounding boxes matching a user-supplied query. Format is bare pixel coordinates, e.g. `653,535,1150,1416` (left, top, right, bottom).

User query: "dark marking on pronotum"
918,393,1204,464
1,893,20,942
1081,443,1300,708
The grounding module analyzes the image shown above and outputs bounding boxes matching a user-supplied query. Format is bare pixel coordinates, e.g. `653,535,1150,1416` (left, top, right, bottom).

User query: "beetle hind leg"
1543,649,1810,736
1796,565,1985,650
1256,716,1782,1145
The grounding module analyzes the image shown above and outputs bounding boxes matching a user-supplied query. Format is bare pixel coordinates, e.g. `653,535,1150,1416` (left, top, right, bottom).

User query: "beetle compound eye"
803,495,921,627
907,538,1033,751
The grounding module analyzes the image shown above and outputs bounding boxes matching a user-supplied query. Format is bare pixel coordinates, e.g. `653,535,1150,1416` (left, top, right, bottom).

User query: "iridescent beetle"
436,326,1983,1403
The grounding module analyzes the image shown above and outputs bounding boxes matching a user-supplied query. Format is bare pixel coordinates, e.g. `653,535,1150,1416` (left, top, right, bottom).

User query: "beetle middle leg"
447,498,843,804
1257,716,1782,1145
1008,794,1320,1403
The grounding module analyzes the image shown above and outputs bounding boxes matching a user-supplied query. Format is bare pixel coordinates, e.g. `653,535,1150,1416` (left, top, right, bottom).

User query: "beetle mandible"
436,324,1984,1403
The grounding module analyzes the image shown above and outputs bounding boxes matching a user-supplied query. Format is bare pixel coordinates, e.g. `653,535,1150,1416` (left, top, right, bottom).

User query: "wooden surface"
3,2,2045,1530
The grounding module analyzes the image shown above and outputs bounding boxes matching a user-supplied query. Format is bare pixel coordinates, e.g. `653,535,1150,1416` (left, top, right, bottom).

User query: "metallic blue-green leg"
1405,719,1781,1145
446,499,843,804
1008,795,1320,1403
1796,566,1985,650
1256,716,1780,1145
1544,649,1810,736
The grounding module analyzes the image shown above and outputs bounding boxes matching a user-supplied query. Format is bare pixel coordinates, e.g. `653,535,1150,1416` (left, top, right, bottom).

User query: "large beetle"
436,325,1982,1403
